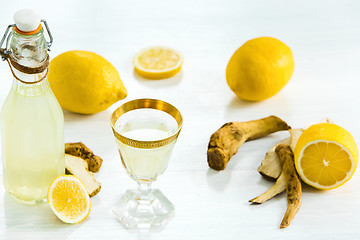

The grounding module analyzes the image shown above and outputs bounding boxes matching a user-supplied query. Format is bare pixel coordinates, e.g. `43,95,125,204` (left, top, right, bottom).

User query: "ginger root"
207,116,290,171
258,137,290,179
276,144,302,229
250,140,290,203
289,129,303,152
258,128,303,179
65,142,103,172
250,144,302,228
249,168,286,204
65,154,101,197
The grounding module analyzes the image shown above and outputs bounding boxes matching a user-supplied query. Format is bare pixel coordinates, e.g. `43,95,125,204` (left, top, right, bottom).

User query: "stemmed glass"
110,98,183,229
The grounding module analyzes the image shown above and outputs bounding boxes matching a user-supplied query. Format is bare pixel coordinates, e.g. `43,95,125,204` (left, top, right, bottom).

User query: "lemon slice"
48,175,91,223
294,123,358,190
133,46,183,79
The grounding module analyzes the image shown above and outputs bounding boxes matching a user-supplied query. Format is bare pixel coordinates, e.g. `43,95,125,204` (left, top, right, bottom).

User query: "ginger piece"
65,142,103,172
258,128,304,179
250,140,290,203
250,144,302,226
65,154,101,197
321,117,333,124
258,137,290,179
249,168,287,204
207,116,291,171
289,129,303,152
275,144,302,229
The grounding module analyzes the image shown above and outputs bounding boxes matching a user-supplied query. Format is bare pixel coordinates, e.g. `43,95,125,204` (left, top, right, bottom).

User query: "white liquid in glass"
115,109,178,181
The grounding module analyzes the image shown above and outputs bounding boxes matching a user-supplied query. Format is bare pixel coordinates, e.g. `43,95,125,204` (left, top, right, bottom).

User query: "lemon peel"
48,50,127,114
226,37,294,101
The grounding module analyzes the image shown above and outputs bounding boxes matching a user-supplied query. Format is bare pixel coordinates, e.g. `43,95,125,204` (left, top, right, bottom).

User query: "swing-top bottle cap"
13,9,41,33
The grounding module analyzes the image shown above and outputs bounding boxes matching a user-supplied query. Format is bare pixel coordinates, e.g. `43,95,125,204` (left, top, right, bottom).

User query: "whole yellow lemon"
226,37,294,101
48,50,127,114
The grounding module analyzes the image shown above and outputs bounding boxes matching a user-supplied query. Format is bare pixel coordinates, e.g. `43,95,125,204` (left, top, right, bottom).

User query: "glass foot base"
113,189,175,229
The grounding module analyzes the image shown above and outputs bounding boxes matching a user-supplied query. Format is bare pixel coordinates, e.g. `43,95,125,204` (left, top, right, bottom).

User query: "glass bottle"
0,9,64,204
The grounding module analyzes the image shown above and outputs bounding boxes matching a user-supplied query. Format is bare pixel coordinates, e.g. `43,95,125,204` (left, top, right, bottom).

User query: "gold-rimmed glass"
110,99,182,229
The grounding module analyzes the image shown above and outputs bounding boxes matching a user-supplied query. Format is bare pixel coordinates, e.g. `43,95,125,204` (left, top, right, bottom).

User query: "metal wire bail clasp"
0,24,15,61
41,19,53,51
0,19,53,61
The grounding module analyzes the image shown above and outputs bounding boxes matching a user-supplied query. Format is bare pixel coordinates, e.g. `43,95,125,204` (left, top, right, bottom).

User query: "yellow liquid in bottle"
0,78,64,204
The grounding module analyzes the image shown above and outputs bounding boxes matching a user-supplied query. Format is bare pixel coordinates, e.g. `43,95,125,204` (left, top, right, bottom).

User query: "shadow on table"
114,224,165,239
206,168,232,192
133,69,183,87
223,94,291,121
223,96,261,125
301,183,324,194
225,96,259,110
3,193,79,239
63,108,99,122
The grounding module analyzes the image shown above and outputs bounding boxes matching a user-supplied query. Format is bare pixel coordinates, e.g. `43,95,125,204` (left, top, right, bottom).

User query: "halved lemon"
294,123,358,190
48,175,91,223
133,46,183,79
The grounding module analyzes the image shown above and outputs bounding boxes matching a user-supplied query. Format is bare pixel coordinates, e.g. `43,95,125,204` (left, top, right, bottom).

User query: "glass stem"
137,180,152,203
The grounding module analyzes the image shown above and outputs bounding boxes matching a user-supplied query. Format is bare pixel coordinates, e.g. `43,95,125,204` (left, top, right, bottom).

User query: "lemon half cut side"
296,140,356,189
294,123,358,190
47,175,91,224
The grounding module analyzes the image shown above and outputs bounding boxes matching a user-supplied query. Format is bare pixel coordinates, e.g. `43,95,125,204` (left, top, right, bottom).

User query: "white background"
0,0,360,239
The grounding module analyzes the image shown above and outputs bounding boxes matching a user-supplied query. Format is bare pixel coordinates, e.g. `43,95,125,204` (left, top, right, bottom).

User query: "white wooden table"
1,0,360,239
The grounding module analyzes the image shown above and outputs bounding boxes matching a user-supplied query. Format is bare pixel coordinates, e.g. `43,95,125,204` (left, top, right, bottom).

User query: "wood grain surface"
0,0,359,239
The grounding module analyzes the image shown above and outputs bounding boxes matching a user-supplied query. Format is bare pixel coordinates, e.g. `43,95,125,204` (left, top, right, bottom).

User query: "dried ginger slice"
289,129,303,152
65,142,103,172
257,128,303,179
258,137,290,179
249,169,287,204
65,154,101,197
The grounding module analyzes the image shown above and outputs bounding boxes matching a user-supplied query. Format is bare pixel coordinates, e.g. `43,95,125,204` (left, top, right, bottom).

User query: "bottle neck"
8,27,49,89
12,68,49,97
10,27,48,70
12,67,47,83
